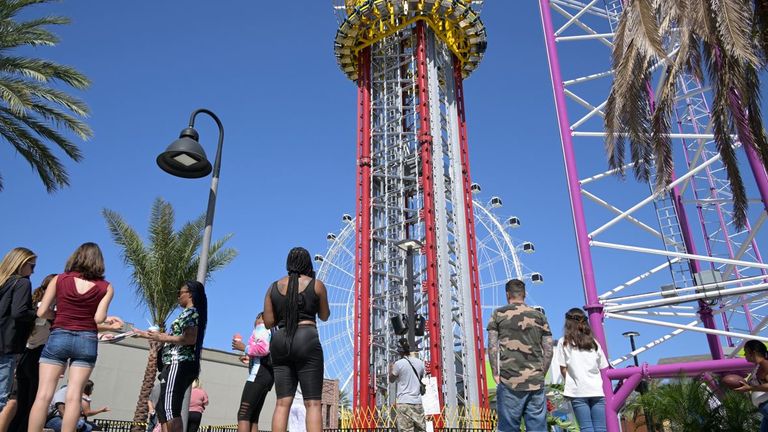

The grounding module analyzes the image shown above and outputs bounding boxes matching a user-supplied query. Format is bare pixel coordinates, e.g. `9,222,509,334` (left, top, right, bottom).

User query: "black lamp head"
156,127,212,179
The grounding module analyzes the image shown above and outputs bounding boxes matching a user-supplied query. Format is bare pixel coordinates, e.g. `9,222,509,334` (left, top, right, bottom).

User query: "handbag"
405,358,426,396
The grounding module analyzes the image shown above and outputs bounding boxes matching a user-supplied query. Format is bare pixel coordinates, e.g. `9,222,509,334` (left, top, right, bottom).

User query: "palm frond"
624,0,665,60
703,42,749,228
689,0,719,44
0,57,90,88
2,107,83,160
0,110,69,191
27,101,93,140
710,0,760,66
0,0,91,193
755,0,768,61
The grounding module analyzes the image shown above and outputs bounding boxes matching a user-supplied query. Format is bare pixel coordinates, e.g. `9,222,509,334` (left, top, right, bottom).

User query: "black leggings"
237,365,274,422
10,345,43,432
157,360,196,423
270,326,324,400
187,412,202,432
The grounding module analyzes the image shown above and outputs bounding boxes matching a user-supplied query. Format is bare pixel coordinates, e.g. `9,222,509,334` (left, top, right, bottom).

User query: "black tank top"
270,278,319,328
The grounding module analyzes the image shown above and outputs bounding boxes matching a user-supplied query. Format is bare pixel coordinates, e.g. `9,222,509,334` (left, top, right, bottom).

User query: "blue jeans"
759,401,768,432
0,354,15,412
45,416,91,432
570,397,606,432
496,383,547,432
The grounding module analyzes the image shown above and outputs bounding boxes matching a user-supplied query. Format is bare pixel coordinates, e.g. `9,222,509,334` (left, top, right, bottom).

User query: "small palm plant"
625,377,759,431
103,197,237,430
0,0,92,191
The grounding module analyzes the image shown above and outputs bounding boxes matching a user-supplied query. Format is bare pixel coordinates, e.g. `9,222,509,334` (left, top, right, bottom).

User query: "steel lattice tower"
332,0,488,411
539,1,768,431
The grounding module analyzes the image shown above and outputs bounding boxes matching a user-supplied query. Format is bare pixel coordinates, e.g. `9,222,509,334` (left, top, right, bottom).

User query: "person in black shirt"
0,247,37,414
263,247,330,432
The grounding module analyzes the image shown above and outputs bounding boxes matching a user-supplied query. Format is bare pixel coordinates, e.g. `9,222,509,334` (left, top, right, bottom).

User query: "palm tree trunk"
131,341,162,432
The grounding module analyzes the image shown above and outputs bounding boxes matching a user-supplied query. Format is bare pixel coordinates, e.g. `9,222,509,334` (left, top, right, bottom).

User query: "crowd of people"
0,244,331,432
5,241,768,432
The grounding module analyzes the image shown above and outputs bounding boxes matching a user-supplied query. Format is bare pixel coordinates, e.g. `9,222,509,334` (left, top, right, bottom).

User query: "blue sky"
1,0,765,378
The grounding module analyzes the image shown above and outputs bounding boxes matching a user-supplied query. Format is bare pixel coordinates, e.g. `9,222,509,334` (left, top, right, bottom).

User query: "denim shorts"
40,328,98,368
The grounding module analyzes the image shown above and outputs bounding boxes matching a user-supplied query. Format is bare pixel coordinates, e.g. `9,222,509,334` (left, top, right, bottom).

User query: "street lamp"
622,331,641,367
396,239,423,350
622,330,654,432
157,108,224,283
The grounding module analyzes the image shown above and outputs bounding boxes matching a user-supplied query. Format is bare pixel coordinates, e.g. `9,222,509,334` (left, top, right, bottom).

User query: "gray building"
85,337,276,429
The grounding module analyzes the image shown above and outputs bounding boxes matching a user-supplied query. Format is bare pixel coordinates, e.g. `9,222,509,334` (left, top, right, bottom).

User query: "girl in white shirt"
556,308,608,432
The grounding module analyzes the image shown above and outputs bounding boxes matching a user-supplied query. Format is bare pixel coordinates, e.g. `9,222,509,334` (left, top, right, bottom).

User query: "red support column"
415,22,443,404
453,56,488,409
353,48,374,414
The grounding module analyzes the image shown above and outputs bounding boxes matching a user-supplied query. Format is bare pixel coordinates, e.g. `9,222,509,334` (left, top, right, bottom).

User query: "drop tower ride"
332,0,489,410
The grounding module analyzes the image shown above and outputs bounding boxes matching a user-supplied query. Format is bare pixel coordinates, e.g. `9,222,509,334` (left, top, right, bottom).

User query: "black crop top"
270,278,320,327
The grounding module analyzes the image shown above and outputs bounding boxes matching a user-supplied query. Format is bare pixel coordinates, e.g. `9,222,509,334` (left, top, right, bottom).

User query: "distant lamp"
396,239,423,252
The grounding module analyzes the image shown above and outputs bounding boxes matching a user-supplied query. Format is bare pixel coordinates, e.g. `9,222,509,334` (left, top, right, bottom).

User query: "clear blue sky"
1,1,764,373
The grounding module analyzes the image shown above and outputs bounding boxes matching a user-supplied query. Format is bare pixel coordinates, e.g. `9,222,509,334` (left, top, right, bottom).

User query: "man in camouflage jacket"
487,279,553,432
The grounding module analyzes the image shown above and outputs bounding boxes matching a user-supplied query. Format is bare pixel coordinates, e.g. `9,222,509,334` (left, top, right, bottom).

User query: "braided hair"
563,307,598,351
184,280,208,378
284,247,315,342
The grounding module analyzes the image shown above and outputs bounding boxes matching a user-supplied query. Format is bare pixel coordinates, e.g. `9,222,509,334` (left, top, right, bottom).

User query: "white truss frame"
543,0,768,366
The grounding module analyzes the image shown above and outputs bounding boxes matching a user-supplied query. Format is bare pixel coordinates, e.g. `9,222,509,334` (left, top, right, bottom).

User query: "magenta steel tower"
332,0,489,412
540,1,768,431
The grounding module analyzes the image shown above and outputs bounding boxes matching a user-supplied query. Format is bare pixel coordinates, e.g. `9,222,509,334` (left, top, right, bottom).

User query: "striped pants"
157,360,196,423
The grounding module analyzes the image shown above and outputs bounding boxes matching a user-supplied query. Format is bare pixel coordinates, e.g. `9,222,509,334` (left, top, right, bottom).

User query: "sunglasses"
177,289,190,296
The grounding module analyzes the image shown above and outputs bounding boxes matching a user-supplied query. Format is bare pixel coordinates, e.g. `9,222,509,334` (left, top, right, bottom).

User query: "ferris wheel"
315,186,543,393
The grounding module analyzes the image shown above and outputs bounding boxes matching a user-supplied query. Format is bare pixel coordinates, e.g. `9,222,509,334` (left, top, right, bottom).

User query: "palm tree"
0,0,92,192
605,0,768,228
103,197,237,430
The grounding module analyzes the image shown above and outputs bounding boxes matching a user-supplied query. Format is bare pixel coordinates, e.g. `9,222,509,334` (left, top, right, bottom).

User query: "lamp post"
622,330,654,432
396,239,423,350
156,108,224,283
622,331,641,367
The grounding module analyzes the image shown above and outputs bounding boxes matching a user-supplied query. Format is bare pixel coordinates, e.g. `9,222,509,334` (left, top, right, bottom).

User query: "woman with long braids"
263,247,330,432
555,308,608,432
135,281,207,432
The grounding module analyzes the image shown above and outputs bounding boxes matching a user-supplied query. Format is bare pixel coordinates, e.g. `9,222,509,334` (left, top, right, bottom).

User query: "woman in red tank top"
27,243,116,432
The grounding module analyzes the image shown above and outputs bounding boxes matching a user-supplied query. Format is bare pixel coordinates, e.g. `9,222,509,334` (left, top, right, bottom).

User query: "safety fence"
91,420,265,432
338,406,497,430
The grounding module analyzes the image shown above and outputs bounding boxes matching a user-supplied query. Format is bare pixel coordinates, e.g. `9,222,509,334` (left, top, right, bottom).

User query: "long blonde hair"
0,247,36,286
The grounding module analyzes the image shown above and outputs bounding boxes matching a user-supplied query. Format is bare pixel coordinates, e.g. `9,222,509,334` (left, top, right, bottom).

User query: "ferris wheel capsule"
521,241,535,254
507,216,521,228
